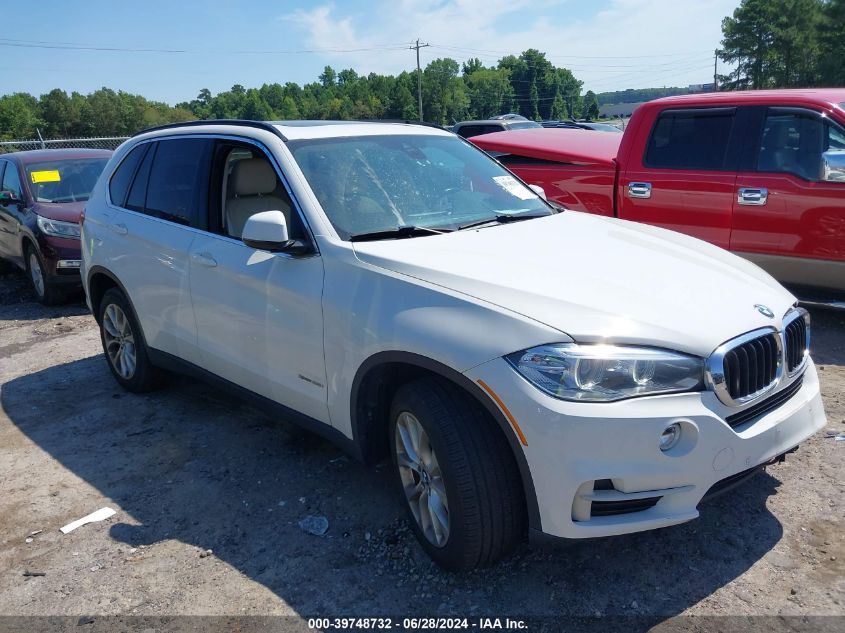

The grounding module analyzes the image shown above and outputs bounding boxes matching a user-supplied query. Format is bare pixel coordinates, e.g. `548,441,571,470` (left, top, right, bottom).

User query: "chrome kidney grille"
784,312,809,374
723,333,780,400
707,308,810,408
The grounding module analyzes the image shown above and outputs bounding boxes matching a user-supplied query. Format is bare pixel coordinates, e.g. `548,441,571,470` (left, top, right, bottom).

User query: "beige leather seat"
225,158,290,239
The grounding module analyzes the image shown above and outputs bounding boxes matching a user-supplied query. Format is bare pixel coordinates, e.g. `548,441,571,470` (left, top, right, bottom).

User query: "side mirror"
528,184,547,200
242,210,310,255
0,190,21,205
822,150,845,183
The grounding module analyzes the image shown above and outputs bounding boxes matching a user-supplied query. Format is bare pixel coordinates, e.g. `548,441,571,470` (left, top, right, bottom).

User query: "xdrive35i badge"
755,304,775,318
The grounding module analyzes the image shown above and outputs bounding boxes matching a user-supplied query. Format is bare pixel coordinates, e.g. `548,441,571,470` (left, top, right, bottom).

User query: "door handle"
738,187,768,206
191,252,218,267
627,182,652,199
108,223,128,235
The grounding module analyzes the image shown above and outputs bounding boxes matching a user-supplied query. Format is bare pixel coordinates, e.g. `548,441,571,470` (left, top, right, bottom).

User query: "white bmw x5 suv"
81,120,826,571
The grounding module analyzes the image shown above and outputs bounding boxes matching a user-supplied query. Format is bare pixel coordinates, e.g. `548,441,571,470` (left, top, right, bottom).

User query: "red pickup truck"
471,89,845,294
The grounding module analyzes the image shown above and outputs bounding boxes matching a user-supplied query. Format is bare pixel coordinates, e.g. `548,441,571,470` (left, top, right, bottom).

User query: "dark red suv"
0,148,111,304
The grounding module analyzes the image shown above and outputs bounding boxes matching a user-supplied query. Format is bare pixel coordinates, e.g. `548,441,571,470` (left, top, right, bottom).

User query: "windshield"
25,158,109,203
288,134,551,239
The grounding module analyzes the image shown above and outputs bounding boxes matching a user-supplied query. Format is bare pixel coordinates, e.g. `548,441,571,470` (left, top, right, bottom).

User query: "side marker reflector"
477,379,528,447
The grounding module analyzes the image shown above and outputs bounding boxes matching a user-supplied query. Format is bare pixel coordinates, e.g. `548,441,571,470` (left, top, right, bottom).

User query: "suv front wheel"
25,246,64,305
97,288,160,392
389,377,526,571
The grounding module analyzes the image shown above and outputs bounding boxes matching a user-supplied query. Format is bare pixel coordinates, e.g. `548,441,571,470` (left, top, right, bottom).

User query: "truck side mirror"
822,150,845,183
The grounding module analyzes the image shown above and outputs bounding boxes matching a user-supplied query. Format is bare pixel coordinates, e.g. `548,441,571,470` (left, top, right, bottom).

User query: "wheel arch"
20,234,38,263
350,350,541,530
86,266,143,331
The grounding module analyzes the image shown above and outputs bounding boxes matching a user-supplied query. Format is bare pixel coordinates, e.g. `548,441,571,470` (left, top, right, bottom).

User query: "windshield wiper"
457,211,551,231
349,225,453,242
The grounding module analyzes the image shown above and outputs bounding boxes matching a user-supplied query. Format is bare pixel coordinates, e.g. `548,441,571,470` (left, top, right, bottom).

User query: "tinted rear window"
126,143,155,211
109,144,147,207
644,109,736,170
456,124,502,138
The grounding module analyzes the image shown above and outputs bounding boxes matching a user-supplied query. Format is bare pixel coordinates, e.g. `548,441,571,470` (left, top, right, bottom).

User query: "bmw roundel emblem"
754,304,775,318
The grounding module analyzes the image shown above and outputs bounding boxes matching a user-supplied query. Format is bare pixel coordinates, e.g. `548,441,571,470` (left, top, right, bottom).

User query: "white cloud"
283,0,738,92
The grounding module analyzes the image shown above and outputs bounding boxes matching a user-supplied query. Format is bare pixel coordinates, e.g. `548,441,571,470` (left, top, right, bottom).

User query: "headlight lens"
505,343,704,402
36,215,81,239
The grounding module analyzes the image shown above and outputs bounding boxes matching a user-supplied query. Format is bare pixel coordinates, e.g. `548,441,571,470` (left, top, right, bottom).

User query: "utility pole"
714,49,719,91
410,39,430,122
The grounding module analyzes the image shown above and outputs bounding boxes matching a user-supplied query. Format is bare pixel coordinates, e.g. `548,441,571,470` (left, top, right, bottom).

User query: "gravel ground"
0,265,843,632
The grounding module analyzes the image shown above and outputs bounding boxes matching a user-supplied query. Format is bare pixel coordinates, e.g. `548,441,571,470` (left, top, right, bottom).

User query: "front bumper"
465,358,826,539
36,233,82,285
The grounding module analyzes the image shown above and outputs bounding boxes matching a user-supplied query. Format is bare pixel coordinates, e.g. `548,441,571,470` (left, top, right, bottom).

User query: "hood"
352,212,796,357
471,128,621,167
31,201,85,223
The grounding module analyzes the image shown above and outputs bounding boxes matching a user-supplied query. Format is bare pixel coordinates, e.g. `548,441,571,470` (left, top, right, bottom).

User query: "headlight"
505,343,704,402
37,215,81,239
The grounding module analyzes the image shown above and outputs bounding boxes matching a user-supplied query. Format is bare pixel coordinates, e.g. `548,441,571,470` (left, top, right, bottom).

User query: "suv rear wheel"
98,288,160,392
389,377,525,571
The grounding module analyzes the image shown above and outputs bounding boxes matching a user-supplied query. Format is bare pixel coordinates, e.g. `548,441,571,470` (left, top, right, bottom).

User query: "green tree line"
0,49,588,139
719,0,845,88
0,88,195,140
178,49,585,126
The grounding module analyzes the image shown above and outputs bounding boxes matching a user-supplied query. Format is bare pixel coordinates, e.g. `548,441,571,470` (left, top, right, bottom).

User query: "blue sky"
1,0,739,104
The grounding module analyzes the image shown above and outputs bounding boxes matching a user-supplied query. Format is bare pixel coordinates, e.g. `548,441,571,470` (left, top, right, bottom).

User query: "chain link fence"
0,136,129,155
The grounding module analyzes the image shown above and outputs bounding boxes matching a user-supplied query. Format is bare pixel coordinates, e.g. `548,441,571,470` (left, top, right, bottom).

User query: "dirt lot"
1,265,844,631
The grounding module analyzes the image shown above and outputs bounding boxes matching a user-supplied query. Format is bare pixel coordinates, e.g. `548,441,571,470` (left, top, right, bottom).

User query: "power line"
0,37,411,55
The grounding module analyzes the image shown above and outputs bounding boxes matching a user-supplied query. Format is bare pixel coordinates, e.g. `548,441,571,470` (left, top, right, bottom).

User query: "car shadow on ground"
2,353,792,625
0,268,88,321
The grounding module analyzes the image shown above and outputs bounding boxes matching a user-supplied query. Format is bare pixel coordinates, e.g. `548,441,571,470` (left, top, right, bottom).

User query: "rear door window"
137,138,213,228
644,108,736,170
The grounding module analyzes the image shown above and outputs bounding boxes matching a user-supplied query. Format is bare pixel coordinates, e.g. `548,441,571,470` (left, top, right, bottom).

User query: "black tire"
389,377,526,571
98,287,160,392
24,245,64,306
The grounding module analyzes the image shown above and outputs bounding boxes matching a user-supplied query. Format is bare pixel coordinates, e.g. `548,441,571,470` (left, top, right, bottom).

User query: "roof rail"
134,119,288,141
135,118,450,141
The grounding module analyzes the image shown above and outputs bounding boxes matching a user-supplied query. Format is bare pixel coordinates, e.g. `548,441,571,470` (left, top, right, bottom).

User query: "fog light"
660,423,682,452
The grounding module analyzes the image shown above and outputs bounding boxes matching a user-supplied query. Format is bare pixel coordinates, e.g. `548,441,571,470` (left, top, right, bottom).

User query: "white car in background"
81,120,826,571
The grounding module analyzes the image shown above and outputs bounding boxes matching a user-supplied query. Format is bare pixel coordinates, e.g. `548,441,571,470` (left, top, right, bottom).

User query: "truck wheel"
25,246,64,306
98,288,160,392
389,377,525,571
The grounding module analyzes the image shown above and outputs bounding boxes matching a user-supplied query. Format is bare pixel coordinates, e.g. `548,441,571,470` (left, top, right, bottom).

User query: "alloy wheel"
394,411,450,547
102,304,137,380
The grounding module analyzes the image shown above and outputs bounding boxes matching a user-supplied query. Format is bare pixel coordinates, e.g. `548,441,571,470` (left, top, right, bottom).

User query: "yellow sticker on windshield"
31,170,61,183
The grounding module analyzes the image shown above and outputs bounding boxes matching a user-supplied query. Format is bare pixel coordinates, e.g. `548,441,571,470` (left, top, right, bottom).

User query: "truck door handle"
627,182,652,199
738,187,768,206
191,252,218,267
108,223,128,235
